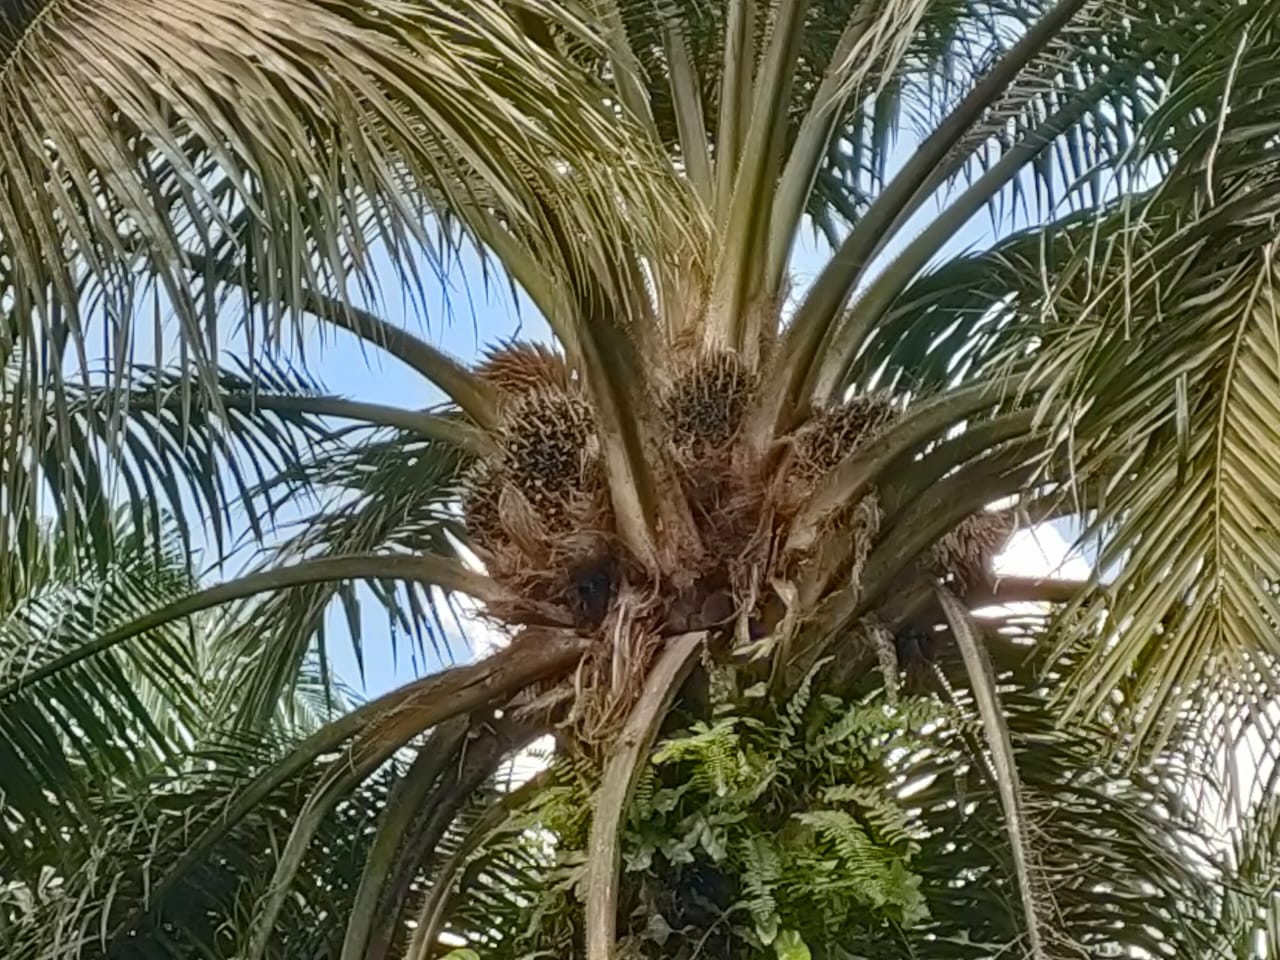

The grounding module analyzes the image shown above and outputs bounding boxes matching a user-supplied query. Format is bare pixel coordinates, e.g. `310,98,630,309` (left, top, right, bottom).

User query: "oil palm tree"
5,0,1280,956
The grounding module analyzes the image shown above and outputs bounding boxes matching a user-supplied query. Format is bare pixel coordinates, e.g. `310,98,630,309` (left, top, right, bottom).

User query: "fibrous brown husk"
930,509,1016,592
496,482,552,561
841,493,883,587
463,347,785,755
564,586,663,752
511,675,576,726
476,339,571,395
547,531,626,629
793,491,883,609
482,522,621,630
683,466,766,562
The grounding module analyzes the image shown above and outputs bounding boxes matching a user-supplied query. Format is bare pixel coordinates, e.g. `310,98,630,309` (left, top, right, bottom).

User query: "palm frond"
1212,792,1280,957
936,587,1049,960
212,430,477,728
0,629,582,960
8,0,1280,956
1,735,394,960
613,0,1041,243
0,0,690,592
0,353,344,608
1001,2,1280,750
0,516,205,877
893,636,1222,959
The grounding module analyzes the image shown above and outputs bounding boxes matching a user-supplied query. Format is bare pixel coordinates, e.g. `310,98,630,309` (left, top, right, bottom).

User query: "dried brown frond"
476,340,571,395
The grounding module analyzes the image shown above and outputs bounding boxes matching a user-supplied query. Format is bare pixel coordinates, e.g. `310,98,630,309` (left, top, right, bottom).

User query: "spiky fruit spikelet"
793,393,901,480
663,352,757,459
930,509,1016,592
499,386,600,532
776,394,900,518
461,367,598,579
460,459,505,556
475,340,570,396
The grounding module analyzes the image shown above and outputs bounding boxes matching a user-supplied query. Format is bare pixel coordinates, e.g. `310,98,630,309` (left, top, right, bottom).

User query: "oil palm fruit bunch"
457,333,1013,747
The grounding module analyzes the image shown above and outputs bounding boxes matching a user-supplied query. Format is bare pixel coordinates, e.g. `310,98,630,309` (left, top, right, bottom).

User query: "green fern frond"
741,833,783,929
791,810,926,924
795,810,879,864
779,656,833,749
652,718,748,798
820,786,917,847
631,763,659,822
